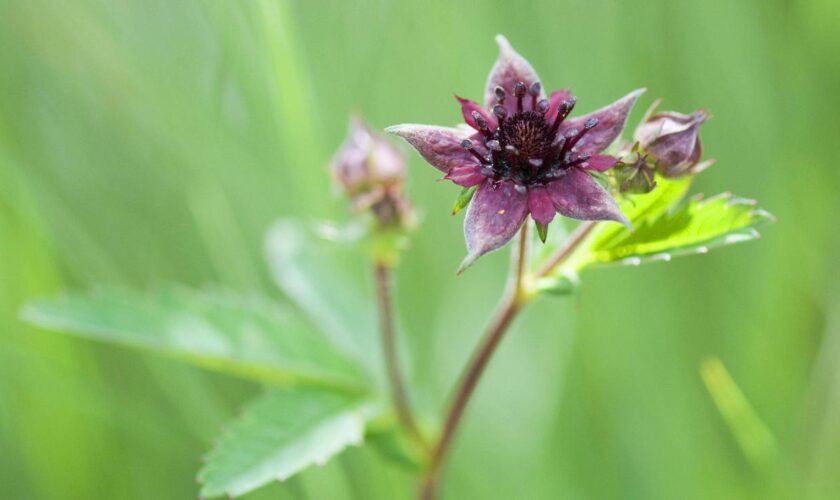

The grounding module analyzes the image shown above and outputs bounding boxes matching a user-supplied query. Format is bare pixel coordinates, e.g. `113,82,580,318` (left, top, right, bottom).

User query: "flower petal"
386,124,484,173
559,88,645,155
444,164,485,187
527,186,555,226
637,110,708,175
545,167,629,226
484,35,545,115
544,89,572,125
456,95,498,132
582,154,619,172
459,179,528,272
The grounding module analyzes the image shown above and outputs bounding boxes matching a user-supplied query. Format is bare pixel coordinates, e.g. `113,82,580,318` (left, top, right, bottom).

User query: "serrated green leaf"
265,219,381,374
451,186,477,215
589,192,774,266
533,174,774,288
198,387,377,498
534,175,693,278
21,287,368,391
592,174,694,252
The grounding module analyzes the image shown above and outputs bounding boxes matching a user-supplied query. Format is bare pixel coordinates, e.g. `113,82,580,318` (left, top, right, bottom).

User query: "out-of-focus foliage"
22,287,370,390
1,0,838,499
198,388,376,498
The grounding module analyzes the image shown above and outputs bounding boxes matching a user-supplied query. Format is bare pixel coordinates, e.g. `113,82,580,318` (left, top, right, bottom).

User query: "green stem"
374,261,428,451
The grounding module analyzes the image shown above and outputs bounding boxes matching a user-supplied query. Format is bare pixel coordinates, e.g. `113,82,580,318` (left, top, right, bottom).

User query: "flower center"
461,81,599,187
498,111,553,162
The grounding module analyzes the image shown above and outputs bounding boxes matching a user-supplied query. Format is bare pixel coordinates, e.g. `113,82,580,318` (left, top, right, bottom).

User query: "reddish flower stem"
374,261,428,451
419,224,530,499
535,221,597,278
419,221,597,499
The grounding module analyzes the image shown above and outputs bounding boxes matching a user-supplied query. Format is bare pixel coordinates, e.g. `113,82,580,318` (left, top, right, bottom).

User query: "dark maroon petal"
444,164,486,187
559,88,645,155
545,167,629,226
386,124,484,173
459,179,528,272
636,110,708,176
544,89,572,125
582,154,619,172
484,35,545,115
527,185,555,225
647,122,701,169
456,95,498,132
635,110,707,145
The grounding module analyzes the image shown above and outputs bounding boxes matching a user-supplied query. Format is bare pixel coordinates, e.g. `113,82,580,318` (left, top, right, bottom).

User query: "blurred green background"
1,0,839,498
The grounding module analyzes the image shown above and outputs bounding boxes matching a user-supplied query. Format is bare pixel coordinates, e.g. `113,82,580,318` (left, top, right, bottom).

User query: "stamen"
492,105,507,126
487,139,503,168
536,99,550,114
558,128,579,158
471,111,493,138
528,158,543,168
513,82,527,113
529,82,541,110
566,118,598,151
494,86,506,104
505,144,520,156
550,97,577,134
471,111,487,130
565,152,592,167
461,139,489,164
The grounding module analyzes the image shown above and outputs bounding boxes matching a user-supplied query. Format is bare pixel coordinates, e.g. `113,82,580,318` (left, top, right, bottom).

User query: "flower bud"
634,101,709,178
330,117,411,226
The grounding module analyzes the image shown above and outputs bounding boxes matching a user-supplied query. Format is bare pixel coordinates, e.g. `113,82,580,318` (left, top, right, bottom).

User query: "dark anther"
537,99,550,114
486,139,502,151
550,97,577,134
567,120,596,151
505,144,520,156
528,158,543,168
462,139,489,164
565,152,592,167
514,82,527,113
492,105,507,125
471,111,488,130
494,86,506,104
529,82,541,110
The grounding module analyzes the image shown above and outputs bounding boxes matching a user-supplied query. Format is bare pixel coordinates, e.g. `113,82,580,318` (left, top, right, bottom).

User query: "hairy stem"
374,261,428,450
419,224,530,499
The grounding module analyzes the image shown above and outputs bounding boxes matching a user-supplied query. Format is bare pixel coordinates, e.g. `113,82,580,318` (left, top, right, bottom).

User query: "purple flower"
634,100,712,178
331,116,411,226
387,35,642,270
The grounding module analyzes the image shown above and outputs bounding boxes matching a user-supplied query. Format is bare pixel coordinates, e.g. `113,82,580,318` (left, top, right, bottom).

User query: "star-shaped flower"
387,35,643,270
